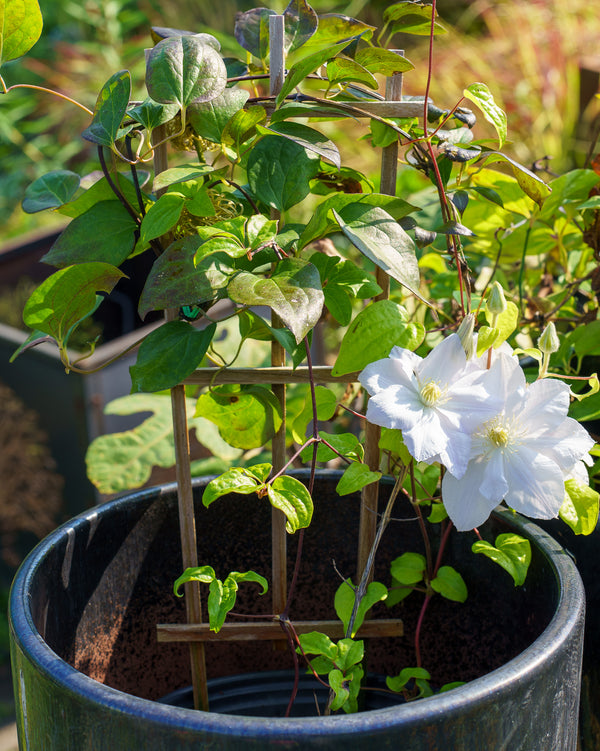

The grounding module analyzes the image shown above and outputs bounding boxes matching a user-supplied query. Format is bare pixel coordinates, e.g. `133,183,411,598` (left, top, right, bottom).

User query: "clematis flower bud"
538,322,560,355
486,282,507,317
457,313,475,359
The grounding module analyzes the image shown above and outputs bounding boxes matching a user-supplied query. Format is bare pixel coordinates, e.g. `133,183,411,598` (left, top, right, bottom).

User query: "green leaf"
560,478,600,536
479,152,551,208
127,98,180,131
333,299,425,376
298,631,337,660
228,258,324,344
188,88,250,143
174,567,268,632
152,163,214,192
222,106,266,150
291,385,337,444
333,205,425,303
234,7,276,60
138,236,235,318
195,384,283,449
354,47,413,75
463,83,506,149
390,552,426,586
268,474,314,533
276,38,351,106
326,57,377,90
383,1,446,35
139,192,185,246
129,321,215,393
336,462,381,496
22,170,81,213
0,0,42,66
42,201,138,267
57,173,143,219
202,464,272,507
334,579,387,636
82,71,132,147
145,36,227,108
86,394,186,494
484,299,519,344
23,262,124,350
298,193,417,250
430,565,467,603
386,667,432,697
258,121,340,169
247,135,320,212
472,533,531,587
289,13,374,59
284,0,318,53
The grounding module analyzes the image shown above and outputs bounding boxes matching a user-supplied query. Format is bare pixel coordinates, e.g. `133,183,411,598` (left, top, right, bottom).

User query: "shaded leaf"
22,170,81,213
42,200,138,268
258,121,340,168
234,7,276,59
276,38,351,106
355,47,413,75
336,462,381,495
129,321,216,392
284,0,318,53
430,565,467,602
247,134,320,211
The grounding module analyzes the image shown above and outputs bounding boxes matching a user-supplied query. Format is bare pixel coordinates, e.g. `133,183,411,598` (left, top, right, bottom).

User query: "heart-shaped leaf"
247,135,320,212
472,533,531,587
188,87,250,143
129,320,216,393
333,299,425,376
22,170,81,213
146,36,227,108
228,258,324,343
276,38,350,106
196,384,283,449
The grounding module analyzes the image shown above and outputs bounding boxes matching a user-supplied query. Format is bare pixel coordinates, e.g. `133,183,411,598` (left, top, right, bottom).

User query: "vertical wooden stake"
357,54,404,582
269,14,288,618
154,126,209,711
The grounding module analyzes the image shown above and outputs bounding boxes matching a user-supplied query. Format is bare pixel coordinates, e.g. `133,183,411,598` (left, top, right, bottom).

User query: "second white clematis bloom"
442,353,595,530
358,334,502,479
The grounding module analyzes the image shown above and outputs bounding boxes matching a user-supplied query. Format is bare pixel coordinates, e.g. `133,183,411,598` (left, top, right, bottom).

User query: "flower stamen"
420,380,443,407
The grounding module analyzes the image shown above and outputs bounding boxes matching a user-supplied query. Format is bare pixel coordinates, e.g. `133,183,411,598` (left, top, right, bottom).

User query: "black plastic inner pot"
24,471,557,710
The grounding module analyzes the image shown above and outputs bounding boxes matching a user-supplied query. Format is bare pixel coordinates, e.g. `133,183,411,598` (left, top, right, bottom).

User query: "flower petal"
442,460,499,530
417,334,466,386
358,349,419,395
503,446,565,519
365,385,424,431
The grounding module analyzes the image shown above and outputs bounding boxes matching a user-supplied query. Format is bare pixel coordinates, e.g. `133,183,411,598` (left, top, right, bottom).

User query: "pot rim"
9,474,585,737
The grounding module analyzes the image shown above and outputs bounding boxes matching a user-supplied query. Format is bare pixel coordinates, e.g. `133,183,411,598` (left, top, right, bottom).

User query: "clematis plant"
4,0,600,718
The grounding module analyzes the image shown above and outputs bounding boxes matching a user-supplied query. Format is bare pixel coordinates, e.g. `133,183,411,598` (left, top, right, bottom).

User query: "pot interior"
26,472,556,705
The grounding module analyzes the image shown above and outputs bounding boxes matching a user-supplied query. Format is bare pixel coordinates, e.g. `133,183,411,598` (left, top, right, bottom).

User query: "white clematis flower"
358,334,503,479
441,353,595,531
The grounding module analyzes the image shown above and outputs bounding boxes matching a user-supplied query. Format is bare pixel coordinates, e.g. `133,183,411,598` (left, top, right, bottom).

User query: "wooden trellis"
156,15,424,711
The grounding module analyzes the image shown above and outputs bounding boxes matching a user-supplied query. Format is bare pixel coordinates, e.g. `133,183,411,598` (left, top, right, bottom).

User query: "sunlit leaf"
472,533,531,586
268,474,314,532
430,565,467,602
334,579,387,637
82,71,132,147
0,0,42,66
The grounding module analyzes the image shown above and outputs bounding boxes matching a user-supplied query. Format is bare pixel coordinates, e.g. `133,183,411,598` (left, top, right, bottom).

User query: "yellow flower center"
488,425,510,447
420,380,443,407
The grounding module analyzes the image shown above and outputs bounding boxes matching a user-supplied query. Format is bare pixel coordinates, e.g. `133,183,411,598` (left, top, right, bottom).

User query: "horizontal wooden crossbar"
156,618,403,643
183,365,359,387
